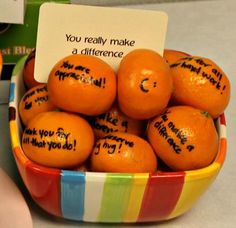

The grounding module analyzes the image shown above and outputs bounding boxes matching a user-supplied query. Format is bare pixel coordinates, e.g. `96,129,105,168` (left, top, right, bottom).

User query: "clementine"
23,49,41,89
92,104,145,139
0,51,3,78
147,105,219,171
163,49,190,65
19,84,57,126
117,49,173,120
90,132,157,173
170,56,230,118
22,111,94,168
47,54,116,116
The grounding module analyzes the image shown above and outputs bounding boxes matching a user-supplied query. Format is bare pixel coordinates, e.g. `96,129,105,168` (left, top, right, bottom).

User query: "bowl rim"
8,56,227,180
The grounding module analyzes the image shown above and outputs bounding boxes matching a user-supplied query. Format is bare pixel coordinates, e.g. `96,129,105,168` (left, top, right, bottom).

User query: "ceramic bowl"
8,56,227,223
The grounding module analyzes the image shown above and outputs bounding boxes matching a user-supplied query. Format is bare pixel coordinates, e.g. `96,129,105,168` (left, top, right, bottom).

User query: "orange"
147,105,219,171
23,49,41,89
19,84,57,126
90,132,157,173
47,54,116,116
163,49,190,65
22,111,94,168
74,162,89,172
117,49,173,120
170,56,231,118
92,104,145,139
0,51,3,78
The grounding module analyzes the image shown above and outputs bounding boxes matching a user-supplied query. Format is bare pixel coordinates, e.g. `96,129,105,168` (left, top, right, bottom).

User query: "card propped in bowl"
34,3,168,83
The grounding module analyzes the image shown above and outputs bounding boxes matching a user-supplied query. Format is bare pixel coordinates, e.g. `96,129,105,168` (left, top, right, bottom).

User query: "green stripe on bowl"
98,173,133,222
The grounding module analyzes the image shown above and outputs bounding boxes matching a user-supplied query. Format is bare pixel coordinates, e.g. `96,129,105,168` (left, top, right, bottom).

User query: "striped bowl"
8,56,227,223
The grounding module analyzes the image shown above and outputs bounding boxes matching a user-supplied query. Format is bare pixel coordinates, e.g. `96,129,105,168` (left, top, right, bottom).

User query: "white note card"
35,3,168,82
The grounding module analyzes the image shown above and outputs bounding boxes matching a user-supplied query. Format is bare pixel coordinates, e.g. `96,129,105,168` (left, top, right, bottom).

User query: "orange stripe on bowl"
215,138,227,165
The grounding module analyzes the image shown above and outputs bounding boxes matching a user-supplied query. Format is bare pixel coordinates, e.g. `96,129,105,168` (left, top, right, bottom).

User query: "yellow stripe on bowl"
123,173,149,222
168,162,221,219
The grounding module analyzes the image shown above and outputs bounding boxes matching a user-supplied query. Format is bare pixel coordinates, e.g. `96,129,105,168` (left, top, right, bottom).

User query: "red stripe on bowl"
137,171,185,222
25,163,62,217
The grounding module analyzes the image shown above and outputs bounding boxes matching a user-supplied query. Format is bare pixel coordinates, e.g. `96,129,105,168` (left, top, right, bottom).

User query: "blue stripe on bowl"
9,82,15,102
61,170,86,220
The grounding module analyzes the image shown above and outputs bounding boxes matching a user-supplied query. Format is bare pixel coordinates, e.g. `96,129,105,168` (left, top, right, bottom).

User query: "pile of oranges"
19,48,230,173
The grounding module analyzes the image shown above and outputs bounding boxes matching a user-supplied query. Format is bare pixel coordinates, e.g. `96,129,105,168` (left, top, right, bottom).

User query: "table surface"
1,0,236,227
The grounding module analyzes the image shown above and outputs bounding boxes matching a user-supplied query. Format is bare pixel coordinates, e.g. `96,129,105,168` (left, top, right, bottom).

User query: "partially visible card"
0,0,25,24
35,3,168,82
